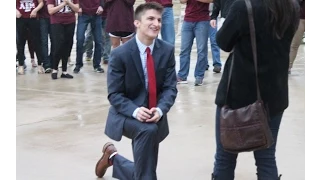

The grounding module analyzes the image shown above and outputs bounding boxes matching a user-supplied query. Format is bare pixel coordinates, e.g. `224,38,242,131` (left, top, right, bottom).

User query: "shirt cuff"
156,107,163,118
132,108,140,119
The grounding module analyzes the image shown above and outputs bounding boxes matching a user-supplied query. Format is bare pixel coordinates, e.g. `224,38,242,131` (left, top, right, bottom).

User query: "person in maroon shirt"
47,0,79,79
16,0,44,75
39,0,53,73
74,0,105,74
176,0,212,86
83,3,111,64
105,0,136,49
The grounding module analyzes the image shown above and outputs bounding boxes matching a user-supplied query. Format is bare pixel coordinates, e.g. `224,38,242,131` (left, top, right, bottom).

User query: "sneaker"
86,57,92,61
17,58,27,68
61,73,73,79
194,78,203,86
45,68,52,73
73,66,82,73
31,59,37,67
213,66,221,73
177,77,188,84
94,67,105,73
17,64,27,69
17,66,24,75
51,72,58,80
38,65,45,74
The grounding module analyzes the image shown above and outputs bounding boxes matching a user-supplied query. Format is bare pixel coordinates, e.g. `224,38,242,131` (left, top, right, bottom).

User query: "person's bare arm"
180,0,187,4
30,0,44,18
64,0,79,12
47,2,67,15
16,9,21,18
196,0,213,3
35,0,44,11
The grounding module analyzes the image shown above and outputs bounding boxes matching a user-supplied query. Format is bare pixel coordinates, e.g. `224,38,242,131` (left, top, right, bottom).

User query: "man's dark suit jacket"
104,37,178,143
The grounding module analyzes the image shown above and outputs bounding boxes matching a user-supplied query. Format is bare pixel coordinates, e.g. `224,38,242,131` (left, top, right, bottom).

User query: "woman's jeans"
213,106,283,180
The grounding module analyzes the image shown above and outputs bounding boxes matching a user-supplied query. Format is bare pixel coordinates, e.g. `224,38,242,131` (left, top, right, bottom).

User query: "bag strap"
224,0,261,105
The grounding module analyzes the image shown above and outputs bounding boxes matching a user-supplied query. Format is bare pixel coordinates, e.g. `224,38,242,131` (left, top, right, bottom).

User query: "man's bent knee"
139,124,158,137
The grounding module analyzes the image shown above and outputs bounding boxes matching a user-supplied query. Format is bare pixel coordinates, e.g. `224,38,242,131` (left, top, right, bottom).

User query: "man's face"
134,9,162,40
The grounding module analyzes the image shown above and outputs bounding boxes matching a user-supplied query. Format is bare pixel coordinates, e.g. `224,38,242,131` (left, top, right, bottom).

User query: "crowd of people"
16,0,305,179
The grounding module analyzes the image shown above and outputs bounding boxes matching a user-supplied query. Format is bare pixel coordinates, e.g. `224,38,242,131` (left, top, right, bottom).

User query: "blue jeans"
177,21,209,80
208,24,221,67
40,18,53,69
84,18,111,61
160,7,175,45
213,106,283,180
76,14,102,69
83,24,93,58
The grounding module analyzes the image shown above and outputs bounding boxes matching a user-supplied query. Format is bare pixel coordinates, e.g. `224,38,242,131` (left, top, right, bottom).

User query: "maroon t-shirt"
145,0,173,7
80,0,101,16
105,0,135,33
101,4,108,19
184,0,210,22
47,0,79,24
16,0,39,18
39,0,50,18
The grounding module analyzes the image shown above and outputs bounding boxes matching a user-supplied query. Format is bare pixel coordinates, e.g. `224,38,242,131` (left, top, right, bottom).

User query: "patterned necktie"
146,47,157,108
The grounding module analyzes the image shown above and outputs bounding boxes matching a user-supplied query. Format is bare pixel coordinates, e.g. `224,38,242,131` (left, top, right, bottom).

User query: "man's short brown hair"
134,2,164,20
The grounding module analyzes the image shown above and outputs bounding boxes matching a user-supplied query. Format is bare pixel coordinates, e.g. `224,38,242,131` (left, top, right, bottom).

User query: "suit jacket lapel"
130,38,146,85
152,39,162,69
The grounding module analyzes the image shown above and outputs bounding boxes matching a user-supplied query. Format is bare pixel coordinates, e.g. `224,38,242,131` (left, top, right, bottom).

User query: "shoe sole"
213,67,221,73
177,81,188,84
38,69,45,74
95,142,114,178
194,80,203,86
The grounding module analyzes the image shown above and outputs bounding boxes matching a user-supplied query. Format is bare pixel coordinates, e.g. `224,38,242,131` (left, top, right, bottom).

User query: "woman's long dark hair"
263,0,299,39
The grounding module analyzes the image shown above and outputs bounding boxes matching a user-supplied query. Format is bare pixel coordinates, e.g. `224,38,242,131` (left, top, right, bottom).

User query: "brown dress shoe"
95,142,117,178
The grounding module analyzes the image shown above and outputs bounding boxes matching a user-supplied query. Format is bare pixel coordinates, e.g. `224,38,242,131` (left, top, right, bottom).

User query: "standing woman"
210,0,299,179
47,0,79,79
105,0,136,49
16,0,44,75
